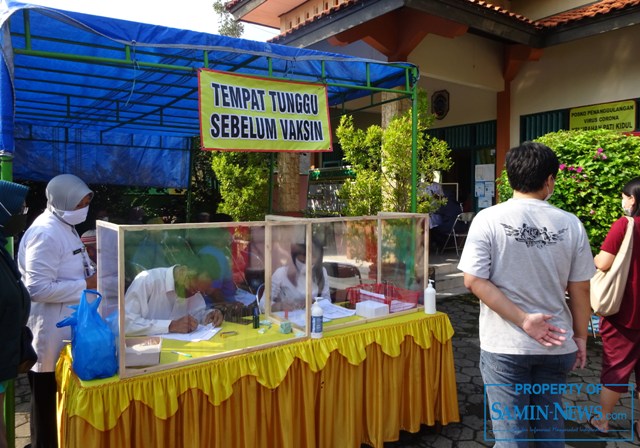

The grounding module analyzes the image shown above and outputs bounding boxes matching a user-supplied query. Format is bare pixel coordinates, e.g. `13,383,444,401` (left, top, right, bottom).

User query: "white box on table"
355,300,389,318
125,337,161,367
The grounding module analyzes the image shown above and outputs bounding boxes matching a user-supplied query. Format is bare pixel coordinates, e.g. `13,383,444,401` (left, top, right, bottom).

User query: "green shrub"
336,90,452,215
210,151,271,221
496,130,640,251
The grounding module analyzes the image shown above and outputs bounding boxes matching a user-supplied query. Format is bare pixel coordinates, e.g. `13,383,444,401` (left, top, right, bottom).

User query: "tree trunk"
381,89,411,211
277,152,300,214
381,90,411,128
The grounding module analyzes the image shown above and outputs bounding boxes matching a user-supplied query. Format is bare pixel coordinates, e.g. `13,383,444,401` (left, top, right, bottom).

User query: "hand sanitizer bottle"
311,297,324,338
424,280,436,314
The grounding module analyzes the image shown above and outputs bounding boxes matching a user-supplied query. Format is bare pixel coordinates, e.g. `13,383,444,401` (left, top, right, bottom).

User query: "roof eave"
542,8,640,46
271,0,543,48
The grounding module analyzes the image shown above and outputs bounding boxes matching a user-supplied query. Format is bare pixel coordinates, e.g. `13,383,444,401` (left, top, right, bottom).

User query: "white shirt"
261,261,330,311
18,209,95,372
458,198,595,355
124,266,207,336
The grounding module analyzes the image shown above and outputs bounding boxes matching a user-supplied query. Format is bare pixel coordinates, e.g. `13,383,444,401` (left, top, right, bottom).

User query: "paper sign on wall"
198,69,332,152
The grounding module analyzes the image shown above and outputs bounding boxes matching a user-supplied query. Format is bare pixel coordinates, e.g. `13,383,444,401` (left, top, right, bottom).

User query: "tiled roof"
465,0,535,26
229,0,640,42
465,0,640,28
534,0,640,27
226,0,243,9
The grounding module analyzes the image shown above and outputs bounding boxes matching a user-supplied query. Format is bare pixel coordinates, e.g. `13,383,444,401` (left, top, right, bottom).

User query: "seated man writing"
124,254,224,336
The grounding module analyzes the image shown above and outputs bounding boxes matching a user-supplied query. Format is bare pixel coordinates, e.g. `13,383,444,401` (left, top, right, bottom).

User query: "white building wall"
511,25,640,147
420,78,497,128
410,33,504,92
409,33,501,128
314,15,640,150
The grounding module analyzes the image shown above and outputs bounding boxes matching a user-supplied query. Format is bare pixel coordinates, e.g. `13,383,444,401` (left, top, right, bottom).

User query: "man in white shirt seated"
124,254,224,336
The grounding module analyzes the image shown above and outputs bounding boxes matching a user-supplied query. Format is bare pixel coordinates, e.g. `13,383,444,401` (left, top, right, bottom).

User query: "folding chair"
439,212,475,256
323,261,362,302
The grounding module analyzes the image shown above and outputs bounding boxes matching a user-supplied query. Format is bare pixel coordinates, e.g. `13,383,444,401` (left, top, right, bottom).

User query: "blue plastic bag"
56,290,118,380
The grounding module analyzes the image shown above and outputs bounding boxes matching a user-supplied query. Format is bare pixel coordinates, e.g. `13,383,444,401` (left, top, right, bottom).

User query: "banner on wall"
198,69,332,152
569,100,636,132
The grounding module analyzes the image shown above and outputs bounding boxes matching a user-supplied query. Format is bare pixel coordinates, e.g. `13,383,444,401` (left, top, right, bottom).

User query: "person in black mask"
0,180,32,448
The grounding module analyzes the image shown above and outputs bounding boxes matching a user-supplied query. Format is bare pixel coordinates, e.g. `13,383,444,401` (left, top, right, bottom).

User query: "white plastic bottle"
424,280,436,314
311,296,324,338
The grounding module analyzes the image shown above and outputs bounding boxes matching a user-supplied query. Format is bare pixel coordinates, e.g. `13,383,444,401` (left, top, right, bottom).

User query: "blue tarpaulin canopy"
0,1,418,187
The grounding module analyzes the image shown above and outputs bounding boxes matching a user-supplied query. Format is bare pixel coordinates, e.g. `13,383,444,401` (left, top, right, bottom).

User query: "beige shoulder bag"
590,216,634,316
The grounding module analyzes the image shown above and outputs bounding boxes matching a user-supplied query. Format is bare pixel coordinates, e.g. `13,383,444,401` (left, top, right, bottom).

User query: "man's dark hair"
506,142,559,193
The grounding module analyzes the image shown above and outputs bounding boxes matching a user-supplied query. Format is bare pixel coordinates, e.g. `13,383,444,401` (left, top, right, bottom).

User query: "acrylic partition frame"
262,214,429,332
97,220,303,378
95,213,429,378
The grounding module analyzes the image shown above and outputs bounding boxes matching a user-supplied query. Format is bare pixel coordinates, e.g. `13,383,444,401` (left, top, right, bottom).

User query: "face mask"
295,258,306,271
544,185,553,201
622,199,632,216
1,213,28,236
57,206,89,225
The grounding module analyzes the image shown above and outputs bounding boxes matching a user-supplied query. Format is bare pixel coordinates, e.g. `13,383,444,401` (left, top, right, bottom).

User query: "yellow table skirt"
56,312,459,448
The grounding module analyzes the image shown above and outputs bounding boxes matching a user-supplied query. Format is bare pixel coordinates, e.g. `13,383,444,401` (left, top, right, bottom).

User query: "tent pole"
186,141,196,221
0,153,16,448
0,152,12,181
410,69,418,213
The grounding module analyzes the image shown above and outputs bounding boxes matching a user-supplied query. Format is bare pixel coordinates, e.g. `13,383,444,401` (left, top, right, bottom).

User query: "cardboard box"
355,300,389,318
125,337,161,367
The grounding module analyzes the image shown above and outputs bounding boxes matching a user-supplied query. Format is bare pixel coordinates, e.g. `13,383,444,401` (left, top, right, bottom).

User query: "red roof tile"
231,0,640,41
535,0,640,27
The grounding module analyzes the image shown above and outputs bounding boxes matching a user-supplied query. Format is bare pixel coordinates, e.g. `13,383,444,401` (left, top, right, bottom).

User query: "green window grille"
427,121,495,150
520,110,568,142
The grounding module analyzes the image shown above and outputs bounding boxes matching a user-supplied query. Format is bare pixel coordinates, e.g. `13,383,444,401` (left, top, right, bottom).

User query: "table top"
57,311,454,432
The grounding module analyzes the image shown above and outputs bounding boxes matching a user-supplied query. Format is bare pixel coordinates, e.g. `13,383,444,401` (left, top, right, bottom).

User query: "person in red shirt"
590,177,640,439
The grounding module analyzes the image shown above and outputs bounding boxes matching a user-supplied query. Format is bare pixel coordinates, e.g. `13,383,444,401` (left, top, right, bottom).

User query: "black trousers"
27,371,58,448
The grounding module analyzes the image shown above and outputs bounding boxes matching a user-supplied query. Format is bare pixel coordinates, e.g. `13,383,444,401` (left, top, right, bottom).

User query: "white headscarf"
45,174,93,211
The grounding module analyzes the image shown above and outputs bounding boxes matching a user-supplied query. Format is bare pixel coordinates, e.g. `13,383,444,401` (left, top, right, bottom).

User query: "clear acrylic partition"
263,219,311,333
99,221,307,378
312,217,377,305
96,215,427,378
378,213,429,312
96,222,120,336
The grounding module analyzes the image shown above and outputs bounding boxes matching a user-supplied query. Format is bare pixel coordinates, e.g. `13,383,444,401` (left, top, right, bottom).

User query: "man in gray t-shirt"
458,142,594,447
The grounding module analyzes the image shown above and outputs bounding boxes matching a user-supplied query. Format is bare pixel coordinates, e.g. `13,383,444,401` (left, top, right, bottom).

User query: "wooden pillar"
276,152,300,214
496,87,510,191
381,89,411,129
496,45,543,193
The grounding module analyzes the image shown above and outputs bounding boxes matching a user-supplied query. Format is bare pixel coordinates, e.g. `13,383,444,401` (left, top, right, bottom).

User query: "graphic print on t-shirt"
500,223,567,248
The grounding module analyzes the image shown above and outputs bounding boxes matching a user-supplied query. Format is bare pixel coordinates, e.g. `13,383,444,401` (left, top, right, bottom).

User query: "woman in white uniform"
261,238,330,312
18,174,95,448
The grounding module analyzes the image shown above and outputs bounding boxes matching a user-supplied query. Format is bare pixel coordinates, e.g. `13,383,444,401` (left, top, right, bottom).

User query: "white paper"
316,299,356,319
359,289,385,300
478,196,492,209
389,300,416,313
162,323,222,342
233,288,259,305
474,164,495,181
484,182,495,197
